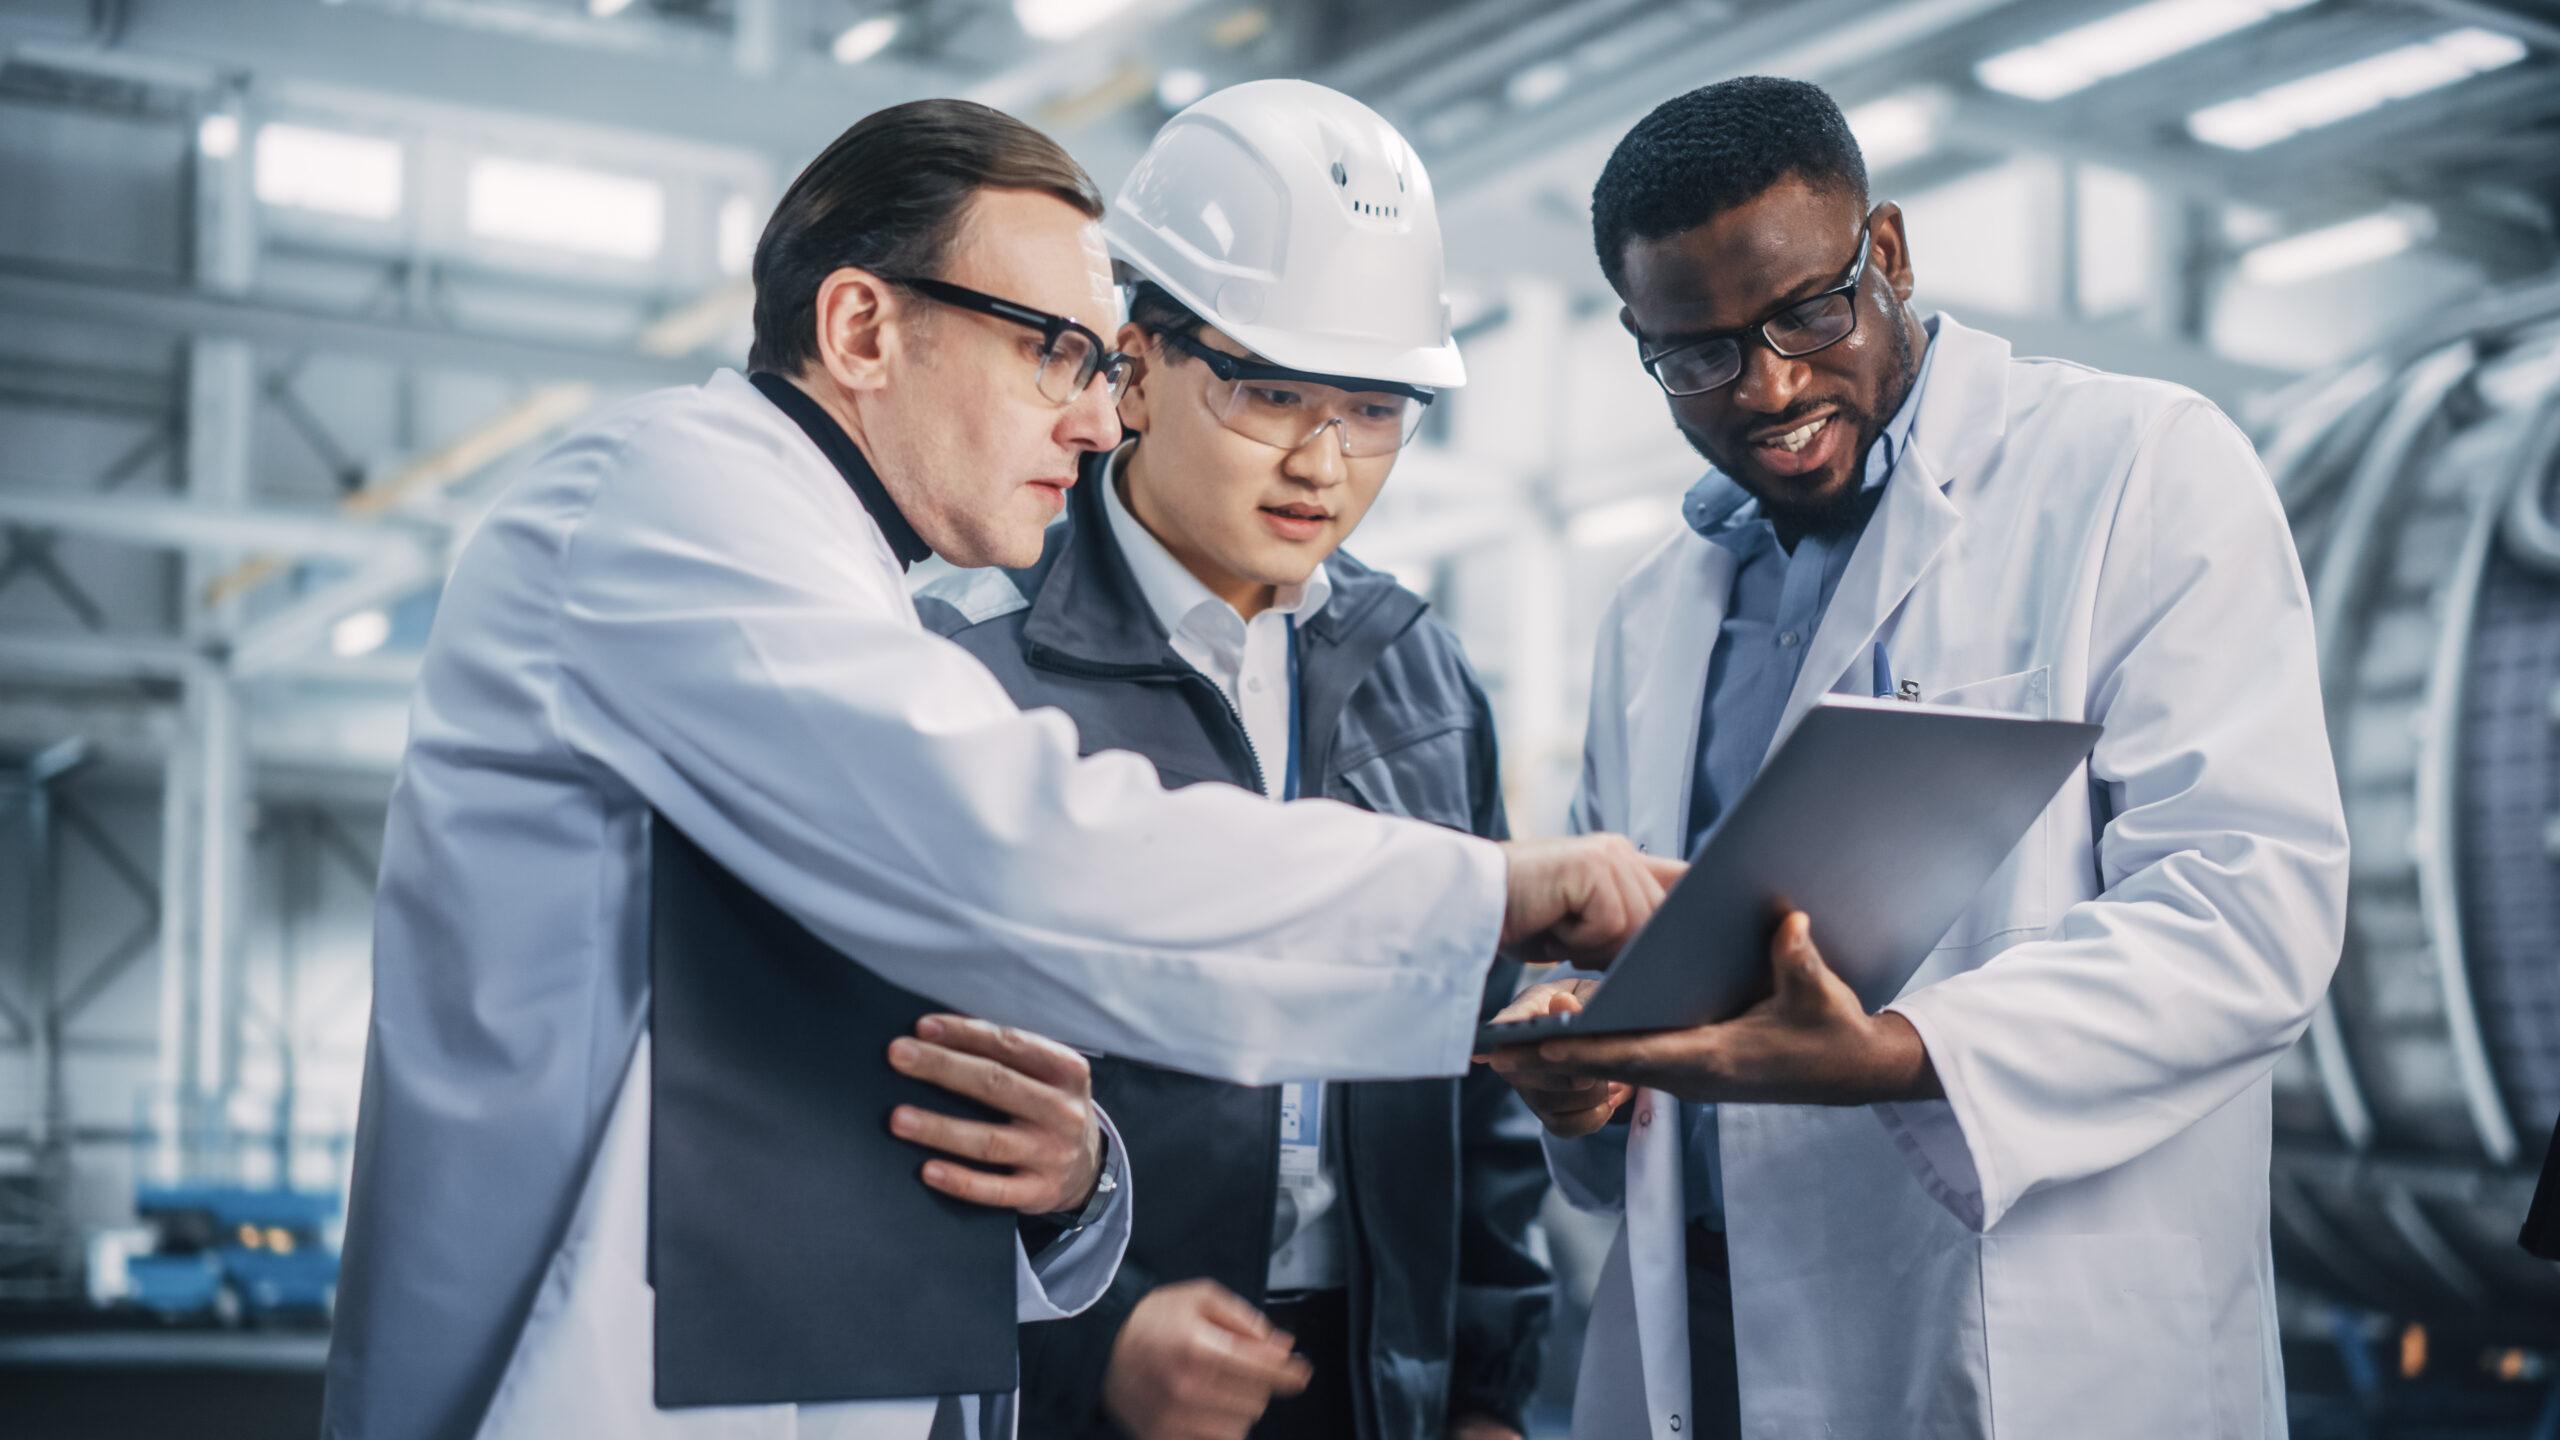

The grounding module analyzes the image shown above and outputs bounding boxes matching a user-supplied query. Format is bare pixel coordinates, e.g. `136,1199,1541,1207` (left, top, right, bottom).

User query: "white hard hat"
1104,79,1465,390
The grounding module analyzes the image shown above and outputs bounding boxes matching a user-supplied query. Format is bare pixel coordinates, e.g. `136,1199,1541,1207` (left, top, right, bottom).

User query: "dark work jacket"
914,467,1553,1438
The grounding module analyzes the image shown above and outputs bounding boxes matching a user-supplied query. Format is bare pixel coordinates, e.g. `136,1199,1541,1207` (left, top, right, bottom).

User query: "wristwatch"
1019,1128,1117,1253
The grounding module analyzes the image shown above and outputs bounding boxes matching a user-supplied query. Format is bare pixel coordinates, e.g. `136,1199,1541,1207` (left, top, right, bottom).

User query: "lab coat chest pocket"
1920,666,2053,953
1980,1231,2215,1440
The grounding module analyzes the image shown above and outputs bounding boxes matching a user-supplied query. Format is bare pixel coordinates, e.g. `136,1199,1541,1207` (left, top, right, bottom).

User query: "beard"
1681,305,1920,542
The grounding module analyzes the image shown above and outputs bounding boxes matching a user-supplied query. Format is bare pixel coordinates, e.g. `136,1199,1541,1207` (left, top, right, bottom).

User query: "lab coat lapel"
1765,317,2011,752
1626,536,1737,857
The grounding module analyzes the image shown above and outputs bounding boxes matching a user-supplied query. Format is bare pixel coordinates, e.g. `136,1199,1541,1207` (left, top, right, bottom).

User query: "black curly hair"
1590,76,1868,295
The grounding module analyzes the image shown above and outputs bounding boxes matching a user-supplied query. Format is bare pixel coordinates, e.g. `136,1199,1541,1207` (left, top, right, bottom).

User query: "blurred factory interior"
0,0,2557,1435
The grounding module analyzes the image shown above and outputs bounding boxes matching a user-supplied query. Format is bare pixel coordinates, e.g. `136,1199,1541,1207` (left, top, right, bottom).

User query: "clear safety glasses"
882,275,1135,406
1161,331,1434,459
1637,215,1877,398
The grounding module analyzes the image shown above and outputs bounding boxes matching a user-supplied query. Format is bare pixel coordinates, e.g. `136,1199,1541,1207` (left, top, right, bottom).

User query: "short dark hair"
1125,281,1207,347
1589,76,1868,295
748,99,1105,374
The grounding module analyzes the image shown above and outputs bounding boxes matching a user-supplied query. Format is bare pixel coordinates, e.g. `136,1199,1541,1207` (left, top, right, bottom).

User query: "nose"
1055,371,1124,453
1281,419,1350,486
1727,342,1812,417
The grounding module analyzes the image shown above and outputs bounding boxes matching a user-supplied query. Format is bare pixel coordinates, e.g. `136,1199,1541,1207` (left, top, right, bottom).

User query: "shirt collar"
1681,314,1941,550
1099,444,1331,641
748,370,932,571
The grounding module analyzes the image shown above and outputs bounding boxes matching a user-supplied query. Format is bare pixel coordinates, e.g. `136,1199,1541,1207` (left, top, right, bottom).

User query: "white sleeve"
549,415,1506,1088
1878,400,2350,1231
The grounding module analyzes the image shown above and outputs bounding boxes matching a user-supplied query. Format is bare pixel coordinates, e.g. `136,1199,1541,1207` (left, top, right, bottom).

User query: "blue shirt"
1679,325,1937,1228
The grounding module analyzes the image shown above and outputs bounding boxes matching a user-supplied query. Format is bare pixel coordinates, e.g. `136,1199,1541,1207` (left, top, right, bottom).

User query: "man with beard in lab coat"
324,99,1679,1440
1485,76,2350,1439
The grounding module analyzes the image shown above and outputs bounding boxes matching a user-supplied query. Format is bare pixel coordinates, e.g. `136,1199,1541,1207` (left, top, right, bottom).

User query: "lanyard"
1281,616,1302,802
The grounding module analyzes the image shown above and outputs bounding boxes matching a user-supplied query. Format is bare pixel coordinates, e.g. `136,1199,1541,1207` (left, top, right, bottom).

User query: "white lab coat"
324,369,1507,1440
1550,315,2349,1440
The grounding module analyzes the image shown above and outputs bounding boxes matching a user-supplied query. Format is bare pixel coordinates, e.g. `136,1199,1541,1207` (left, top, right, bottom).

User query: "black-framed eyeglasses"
879,275,1134,405
1158,330,1434,457
1636,215,1877,398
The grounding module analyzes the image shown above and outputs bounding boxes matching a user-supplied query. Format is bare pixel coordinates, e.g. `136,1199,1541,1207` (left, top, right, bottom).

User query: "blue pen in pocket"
1872,641,1896,700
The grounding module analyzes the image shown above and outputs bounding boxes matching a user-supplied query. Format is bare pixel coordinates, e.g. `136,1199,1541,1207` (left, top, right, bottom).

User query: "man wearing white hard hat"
921,81,1550,1440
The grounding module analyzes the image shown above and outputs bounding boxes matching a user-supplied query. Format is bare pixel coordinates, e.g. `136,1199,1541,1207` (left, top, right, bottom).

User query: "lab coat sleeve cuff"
1455,830,1509,1014
1014,1105,1134,1322
1875,997,1994,1232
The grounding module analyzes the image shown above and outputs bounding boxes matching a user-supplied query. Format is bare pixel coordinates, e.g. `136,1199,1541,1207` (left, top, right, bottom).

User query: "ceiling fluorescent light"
1013,0,1141,42
1848,89,1948,174
831,15,901,64
2189,26,2529,149
467,156,664,262
1978,0,2318,102
1156,67,1208,110
2240,208,2433,284
330,608,392,659
197,113,240,159
1505,61,1572,109
254,123,405,221
588,0,636,15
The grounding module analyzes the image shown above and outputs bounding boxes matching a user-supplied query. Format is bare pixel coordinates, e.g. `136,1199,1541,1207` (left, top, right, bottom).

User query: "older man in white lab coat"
1488,79,2349,1439
324,101,1675,1440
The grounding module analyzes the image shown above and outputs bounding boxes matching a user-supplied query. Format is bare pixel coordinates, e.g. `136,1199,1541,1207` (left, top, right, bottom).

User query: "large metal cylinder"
2261,276,2560,1340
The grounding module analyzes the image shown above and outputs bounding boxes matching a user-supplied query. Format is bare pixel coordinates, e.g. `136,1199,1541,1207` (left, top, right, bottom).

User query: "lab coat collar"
746,370,932,571
1766,312,2010,740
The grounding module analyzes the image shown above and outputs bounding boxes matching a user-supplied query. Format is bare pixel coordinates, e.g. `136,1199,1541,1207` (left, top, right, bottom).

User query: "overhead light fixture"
1155,66,1209,111
1977,0,2318,102
254,123,405,221
1846,89,1948,174
467,155,665,262
830,15,902,65
196,113,240,160
330,608,392,659
1504,61,1572,109
2239,208,2434,284
1013,0,1140,42
588,0,636,15
2189,27,2528,150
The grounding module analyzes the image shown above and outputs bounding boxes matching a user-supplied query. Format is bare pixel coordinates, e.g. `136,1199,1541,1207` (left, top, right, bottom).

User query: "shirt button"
1637,1105,1652,1127
1779,630,1800,648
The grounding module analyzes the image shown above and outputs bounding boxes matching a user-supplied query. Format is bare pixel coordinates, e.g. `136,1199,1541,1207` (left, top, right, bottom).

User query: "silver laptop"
1477,695,2101,1050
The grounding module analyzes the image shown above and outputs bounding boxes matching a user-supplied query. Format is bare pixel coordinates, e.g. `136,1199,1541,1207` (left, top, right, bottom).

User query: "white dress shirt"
1099,455,1347,1292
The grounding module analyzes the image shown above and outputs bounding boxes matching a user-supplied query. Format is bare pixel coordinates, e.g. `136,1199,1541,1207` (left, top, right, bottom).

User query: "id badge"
1278,1080,1323,1181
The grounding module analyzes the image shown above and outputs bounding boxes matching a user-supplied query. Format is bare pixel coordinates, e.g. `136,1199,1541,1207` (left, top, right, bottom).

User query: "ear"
1617,304,1642,342
811,266,901,395
1869,202,1916,305
1112,322,1154,434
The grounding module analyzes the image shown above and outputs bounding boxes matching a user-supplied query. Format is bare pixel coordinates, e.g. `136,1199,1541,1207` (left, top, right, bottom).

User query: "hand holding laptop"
1492,911,1942,1124
1476,978,1633,1138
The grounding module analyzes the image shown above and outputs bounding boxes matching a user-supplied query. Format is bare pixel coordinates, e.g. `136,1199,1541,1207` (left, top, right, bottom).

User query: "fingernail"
917,1016,946,1040
888,1039,918,1066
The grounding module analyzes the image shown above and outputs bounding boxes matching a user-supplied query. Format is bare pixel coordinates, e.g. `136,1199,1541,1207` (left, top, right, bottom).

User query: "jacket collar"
1021,450,1425,785
747,370,932,571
